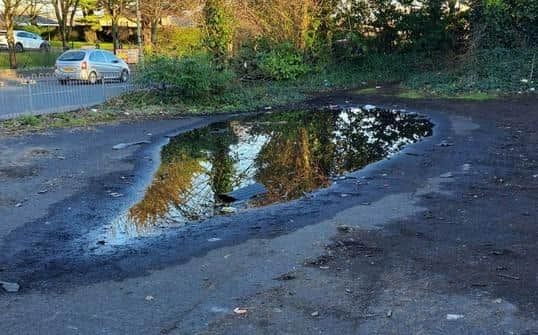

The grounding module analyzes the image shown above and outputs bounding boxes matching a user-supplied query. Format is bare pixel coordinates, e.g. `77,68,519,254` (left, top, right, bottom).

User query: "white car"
0,30,51,52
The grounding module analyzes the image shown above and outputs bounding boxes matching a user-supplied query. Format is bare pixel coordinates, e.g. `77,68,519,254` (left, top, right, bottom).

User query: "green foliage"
203,0,234,64
17,115,41,127
151,27,203,57
471,0,538,48
21,25,44,35
136,54,235,100
257,43,310,81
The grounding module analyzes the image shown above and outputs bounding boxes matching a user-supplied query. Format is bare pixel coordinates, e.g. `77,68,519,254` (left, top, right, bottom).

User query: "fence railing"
0,71,139,120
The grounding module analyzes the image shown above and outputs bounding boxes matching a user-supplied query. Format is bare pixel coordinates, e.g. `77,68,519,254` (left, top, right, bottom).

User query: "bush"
136,54,234,100
257,43,310,80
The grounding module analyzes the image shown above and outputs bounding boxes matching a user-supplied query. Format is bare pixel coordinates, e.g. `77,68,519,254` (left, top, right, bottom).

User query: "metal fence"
0,71,138,120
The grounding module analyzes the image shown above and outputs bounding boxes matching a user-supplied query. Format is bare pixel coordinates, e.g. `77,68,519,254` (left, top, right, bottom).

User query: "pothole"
98,106,433,245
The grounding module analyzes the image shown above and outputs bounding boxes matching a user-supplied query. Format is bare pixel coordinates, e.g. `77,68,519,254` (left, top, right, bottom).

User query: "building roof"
16,15,59,27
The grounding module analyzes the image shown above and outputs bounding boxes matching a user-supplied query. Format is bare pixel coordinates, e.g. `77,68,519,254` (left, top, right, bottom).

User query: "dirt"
0,93,536,334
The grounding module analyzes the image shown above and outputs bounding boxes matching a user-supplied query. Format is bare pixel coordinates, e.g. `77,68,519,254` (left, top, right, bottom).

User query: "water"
107,106,433,241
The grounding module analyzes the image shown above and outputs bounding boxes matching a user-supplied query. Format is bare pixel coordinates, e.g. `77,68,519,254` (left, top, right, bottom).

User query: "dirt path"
0,94,536,334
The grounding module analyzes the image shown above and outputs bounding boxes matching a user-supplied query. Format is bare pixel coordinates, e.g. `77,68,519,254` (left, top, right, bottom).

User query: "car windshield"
59,51,86,61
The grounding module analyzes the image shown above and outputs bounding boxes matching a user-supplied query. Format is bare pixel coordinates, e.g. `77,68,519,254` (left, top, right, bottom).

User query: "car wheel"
15,43,23,53
88,72,98,85
40,43,50,52
119,70,129,82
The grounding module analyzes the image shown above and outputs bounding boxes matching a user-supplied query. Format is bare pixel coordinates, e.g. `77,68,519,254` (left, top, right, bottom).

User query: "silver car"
54,49,130,84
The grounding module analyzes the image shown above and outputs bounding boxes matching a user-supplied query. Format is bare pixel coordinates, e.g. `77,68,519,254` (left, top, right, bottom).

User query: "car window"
16,32,27,38
103,52,119,63
89,51,106,62
59,51,86,61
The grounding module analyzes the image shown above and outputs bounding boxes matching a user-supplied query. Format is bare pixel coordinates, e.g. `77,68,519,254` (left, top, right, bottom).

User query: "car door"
30,33,42,49
103,51,122,78
20,32,37,49
16,32,30,49
88,51,108,78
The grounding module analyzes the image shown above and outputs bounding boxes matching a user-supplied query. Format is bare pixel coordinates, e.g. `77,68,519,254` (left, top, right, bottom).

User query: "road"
0,76,132,119
0,94,537,334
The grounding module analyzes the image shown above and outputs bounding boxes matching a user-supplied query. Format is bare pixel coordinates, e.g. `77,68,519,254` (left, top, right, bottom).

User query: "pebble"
221,207,237,214
233,307,248,315
446,314,464,320
0,281,20,293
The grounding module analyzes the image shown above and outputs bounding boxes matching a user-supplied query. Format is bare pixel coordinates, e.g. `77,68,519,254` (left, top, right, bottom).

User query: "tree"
203,0,234,64
100,0,129,53
469,0,538,48
235,0,324,52
78,0,102,43
52,0,80,50
2,0,27,68
26,0,47,25
140,0,168,46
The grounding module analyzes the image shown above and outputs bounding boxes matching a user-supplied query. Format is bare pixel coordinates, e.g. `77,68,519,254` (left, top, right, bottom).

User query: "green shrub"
136,54,234,100
257,43,310,81
17,115,41,127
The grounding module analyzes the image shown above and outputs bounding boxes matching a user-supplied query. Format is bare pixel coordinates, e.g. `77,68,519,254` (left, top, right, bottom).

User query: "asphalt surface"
0,93,536,334
0,77,131,119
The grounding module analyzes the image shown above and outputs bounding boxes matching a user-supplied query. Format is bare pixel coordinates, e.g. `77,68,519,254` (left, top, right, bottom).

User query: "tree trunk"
112,16,119,54
6,19,17,69
62,27,69,50
150,20,158,46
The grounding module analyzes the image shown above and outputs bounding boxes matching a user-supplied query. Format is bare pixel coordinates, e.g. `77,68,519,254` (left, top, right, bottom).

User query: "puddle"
103,107,433,244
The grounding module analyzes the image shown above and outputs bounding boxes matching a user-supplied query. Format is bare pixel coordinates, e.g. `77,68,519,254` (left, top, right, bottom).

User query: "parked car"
54,49,130,84
0,30,51,52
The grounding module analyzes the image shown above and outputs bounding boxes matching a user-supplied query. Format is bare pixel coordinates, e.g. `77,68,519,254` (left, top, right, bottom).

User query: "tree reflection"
254,125,331,205
127,153,204,229
119,107,432,233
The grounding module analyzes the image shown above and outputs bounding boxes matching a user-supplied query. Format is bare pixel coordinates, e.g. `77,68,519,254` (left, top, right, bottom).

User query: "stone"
0,281,20,293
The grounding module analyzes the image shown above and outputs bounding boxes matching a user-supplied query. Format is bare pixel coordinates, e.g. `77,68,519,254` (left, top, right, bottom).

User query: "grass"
0,51,61,69
50,40,114,51
355,87,378,94
0,109,118,135
396,89,426,99
0,48,533,134
448,91,498,101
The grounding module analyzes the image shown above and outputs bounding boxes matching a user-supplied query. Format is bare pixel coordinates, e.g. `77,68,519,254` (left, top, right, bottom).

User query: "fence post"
27,78,33,114
101,76,106,101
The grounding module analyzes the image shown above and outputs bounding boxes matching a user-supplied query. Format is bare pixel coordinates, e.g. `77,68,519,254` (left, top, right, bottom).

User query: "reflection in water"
110,107,432,239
